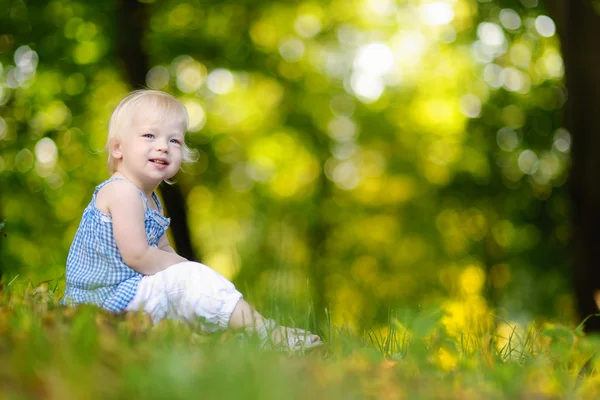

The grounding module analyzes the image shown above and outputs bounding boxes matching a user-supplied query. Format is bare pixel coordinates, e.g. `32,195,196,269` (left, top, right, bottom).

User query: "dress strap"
151,192,163,212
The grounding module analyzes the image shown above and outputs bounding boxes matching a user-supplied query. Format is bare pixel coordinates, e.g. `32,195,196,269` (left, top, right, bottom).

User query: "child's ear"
109,137,123,160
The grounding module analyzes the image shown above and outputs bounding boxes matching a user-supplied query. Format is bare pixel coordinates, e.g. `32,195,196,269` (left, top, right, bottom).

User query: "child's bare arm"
106,180,186,274
157,232,177,254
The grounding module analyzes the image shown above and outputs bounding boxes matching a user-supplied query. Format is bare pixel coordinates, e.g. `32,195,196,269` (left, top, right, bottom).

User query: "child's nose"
156,140,168,152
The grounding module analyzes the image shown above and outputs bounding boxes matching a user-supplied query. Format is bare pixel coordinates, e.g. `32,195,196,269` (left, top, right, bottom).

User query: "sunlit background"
0,0,572,335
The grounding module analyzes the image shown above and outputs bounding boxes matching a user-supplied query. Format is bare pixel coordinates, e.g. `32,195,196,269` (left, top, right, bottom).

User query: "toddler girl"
61,89,322,352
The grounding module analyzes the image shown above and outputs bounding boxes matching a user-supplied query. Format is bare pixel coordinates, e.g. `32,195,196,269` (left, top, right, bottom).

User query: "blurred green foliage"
0,0,573,330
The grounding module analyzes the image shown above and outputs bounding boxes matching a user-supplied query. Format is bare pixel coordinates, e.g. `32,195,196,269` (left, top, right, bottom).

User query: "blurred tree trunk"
116,0,197,262
547,0,600,332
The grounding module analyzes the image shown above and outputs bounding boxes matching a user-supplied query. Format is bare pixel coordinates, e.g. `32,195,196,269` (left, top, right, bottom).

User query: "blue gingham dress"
61,177,171,312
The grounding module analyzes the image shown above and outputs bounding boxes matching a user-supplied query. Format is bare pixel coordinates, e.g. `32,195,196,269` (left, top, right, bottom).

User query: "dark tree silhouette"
548,0,600,332
116,0,197,262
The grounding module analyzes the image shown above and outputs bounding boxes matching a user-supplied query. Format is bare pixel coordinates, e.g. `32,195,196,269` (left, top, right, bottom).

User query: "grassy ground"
1,280,600,400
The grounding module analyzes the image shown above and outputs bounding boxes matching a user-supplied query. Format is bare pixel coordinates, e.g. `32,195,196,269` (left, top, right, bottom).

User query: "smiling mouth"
150,159,169,165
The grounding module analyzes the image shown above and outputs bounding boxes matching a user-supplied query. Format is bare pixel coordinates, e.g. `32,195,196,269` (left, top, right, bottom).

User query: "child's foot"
246,319,324,353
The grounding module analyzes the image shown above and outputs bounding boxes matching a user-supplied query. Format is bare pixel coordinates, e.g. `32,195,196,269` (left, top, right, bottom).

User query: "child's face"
112,114,186,187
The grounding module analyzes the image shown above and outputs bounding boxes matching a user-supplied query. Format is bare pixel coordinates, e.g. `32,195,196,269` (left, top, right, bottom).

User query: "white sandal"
246,319,324,353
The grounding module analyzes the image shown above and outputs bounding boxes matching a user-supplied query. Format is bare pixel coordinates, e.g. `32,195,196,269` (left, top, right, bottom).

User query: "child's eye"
170,138,182,145
142,133,154,139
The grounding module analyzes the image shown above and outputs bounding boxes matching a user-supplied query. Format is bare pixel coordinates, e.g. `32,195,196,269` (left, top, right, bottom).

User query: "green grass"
2,280,600,399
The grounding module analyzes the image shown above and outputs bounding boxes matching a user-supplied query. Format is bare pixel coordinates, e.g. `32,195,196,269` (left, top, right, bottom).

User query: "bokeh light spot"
354,43,394,76
279,38,305,62
207,69,235,95
15,149,34,172
294,14,322,38
350,73,384,103
553,128,571,153
421,2,454,26
459,94,481,118
183,100,206,132
146,66,170,90
497,127,519,151
499,9,521,30
35,137,58,167
518,150,539,175
535,15,556,37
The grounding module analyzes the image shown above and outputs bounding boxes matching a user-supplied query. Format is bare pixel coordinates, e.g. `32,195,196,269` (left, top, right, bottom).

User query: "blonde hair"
106,89,197,174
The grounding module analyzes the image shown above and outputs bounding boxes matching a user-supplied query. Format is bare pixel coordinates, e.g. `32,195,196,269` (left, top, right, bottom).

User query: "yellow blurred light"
187,185,214,211
64,17,83,39
494,321,527,360
385,175,416,204
182,99,206,132
168,3,195,28
365,0,396,17
428,140,460,166
250,20,279,50
354,214,399,249
460,265,486,295
73,41,101,64
435,347,458,371
542,51,564,79
277,61,304,80
442,296,491,340
509,43,532,68
422,161,451,186
15,149,34,172
462,208,488,240
173,57,207,92
331,284,363,330
46,101,71,128
64,73,86,95
351,255,379,283
413,98,464,137
177,66,205,93
75,22,98,42
204,251,240,280
492,220,515,248
249,132,319,199
294,14,322,38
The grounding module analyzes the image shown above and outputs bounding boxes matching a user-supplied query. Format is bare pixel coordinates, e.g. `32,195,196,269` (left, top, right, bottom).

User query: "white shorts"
125,261,243,332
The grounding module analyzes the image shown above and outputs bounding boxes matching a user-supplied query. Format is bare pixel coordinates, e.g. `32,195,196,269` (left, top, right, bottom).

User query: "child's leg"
126,261,243,332
126,261,321,348
227,298,265,329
